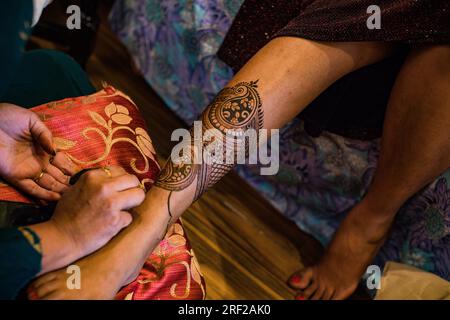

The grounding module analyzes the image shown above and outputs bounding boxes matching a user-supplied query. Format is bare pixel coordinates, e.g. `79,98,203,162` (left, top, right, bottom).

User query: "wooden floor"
35,4,368,300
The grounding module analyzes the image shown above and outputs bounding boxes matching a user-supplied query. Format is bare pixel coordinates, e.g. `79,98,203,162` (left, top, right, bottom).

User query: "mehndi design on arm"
155,80,264,226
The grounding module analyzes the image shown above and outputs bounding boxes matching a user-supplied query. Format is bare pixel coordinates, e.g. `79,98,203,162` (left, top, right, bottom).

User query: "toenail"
289,274,302,284
27,289,38,300
295,294,305,300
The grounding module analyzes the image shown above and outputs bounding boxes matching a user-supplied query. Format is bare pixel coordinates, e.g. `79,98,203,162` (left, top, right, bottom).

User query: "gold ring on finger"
34,170,45,183
102,166,112,178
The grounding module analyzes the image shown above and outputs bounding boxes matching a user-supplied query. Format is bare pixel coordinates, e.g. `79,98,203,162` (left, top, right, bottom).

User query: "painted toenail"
289,274,302,284
27,288,38,300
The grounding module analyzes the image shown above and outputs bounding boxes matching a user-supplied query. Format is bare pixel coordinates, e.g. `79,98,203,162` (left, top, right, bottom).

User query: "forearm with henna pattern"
137,38,388,240
154,80,264,229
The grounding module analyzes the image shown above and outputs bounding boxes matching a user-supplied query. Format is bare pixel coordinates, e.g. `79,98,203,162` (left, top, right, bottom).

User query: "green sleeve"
0,227,42,299
0,0,33,98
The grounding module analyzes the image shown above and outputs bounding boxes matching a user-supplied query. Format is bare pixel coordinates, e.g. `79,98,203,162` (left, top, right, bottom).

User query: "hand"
48,166,146,261
0,103,77,201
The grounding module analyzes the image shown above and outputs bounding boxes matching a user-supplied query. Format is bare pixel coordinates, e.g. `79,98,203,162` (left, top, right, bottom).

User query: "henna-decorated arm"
153,80,264,233
135,38,375,239
60,39,393,295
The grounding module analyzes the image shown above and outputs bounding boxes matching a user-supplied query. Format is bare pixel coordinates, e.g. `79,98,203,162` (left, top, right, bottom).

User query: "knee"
409,45,450,76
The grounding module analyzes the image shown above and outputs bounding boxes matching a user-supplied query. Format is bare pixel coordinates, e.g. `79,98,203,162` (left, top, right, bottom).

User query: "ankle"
51,220,85,261
359,194,402,221
31,220,82,274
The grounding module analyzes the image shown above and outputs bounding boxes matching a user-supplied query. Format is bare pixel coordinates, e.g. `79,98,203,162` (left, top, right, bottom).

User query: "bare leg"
290,45,450,300
29,38,393,299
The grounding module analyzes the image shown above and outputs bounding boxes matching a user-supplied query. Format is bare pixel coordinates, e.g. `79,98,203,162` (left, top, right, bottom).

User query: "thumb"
29,114,56,156
118,211,133,229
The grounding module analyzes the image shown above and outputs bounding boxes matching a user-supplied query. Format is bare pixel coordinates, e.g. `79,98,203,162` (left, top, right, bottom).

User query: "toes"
288,272,303,289
40,291,66,300
322,287,335,300
310,282,326,300
294,293,306,300
30,279,60,299
332,286,356,300
302,280,318,299
31,272,57,290
288,268,313,290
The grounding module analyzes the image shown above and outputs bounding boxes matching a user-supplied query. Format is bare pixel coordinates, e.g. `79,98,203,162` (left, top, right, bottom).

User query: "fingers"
51,153,79,176
44,163,70,185
107,211,133,238
105,165,127,178
35,172,69,194
115,187,146,211
79,166,126,184
107,173,141,192
118,211,133,229
29,114,55,156
77,166,144,210
17,179,61,201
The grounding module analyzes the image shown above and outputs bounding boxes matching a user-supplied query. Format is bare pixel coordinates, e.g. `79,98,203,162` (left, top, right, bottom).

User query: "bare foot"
28,248,141,300
288,201,394,300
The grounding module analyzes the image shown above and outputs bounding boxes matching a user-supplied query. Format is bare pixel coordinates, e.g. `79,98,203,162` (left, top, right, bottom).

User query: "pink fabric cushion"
0,86,205,300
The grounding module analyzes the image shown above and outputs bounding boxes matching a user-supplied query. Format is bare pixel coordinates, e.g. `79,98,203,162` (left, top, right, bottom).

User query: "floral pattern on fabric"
0,86,205,299
109,0,240,124
116,222,205,300
110,0,450,281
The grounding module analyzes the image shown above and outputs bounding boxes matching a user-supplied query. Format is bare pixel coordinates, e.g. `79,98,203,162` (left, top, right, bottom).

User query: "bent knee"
408,45,450,76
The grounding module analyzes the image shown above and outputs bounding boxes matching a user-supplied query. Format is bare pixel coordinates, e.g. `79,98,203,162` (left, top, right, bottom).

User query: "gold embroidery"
53,137,77,150
0,178,8,187
19,31,28,41
46,90,203,298
53,102,158,181
131,223,205,299
18,227,42,254
190,249,206,299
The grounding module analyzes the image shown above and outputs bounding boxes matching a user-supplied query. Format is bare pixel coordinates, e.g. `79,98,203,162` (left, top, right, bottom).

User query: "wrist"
132,201,169,243
30,220,81,274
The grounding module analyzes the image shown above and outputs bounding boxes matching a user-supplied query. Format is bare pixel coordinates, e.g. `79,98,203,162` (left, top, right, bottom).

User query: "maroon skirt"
219,0,450,72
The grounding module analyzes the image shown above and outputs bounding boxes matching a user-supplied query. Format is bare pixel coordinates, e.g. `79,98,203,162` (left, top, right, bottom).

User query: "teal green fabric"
0,0,95,107
0,1,95,300
0,0,33,99
0,47,95,298
0,227,41,300
1,49,96,108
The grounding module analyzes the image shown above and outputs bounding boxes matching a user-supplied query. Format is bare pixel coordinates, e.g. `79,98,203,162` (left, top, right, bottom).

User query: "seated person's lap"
1,49,95,108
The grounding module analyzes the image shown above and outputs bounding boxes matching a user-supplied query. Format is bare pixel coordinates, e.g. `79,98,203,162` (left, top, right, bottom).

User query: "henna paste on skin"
155,80,264,224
